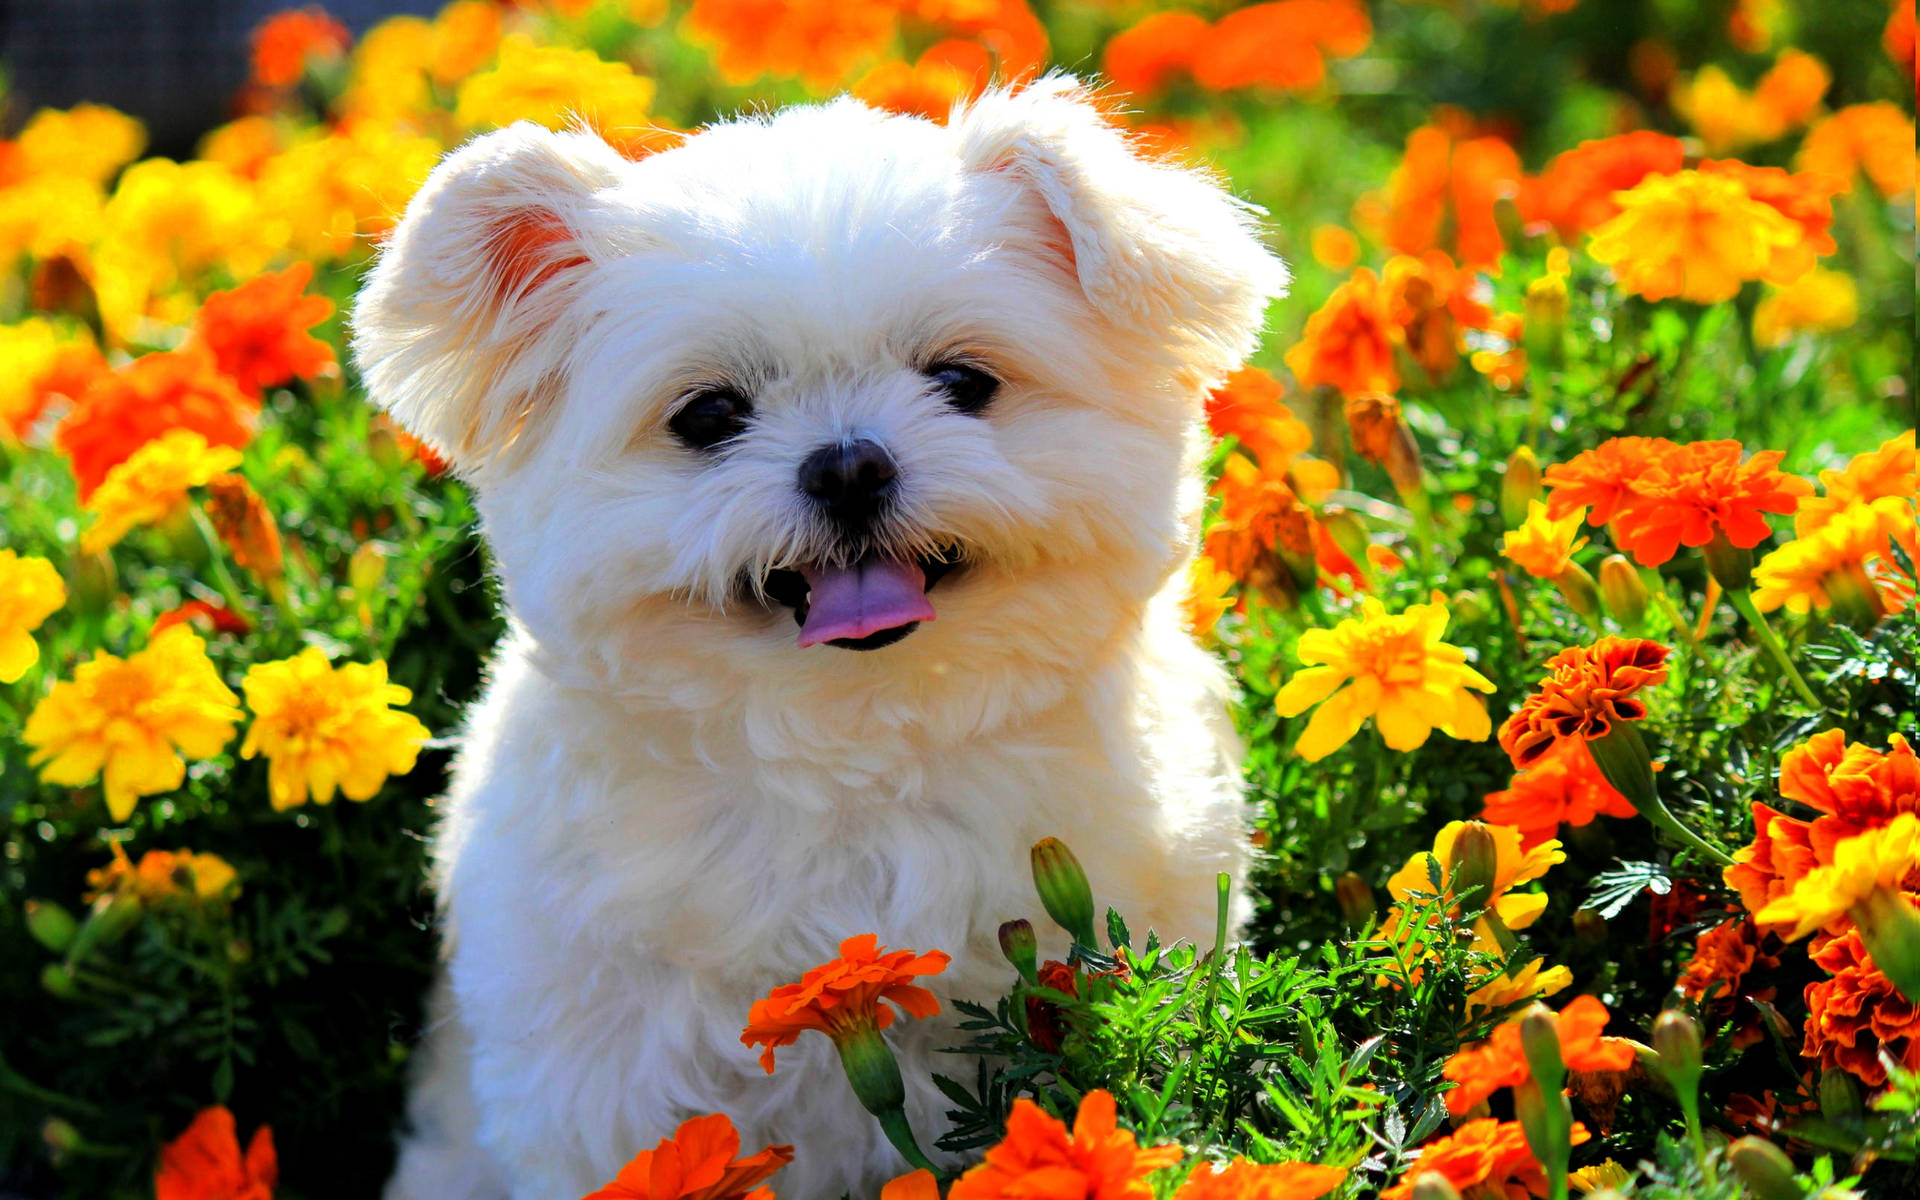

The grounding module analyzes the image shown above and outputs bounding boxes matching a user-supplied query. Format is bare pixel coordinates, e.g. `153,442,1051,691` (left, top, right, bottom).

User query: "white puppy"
354,77,1286,1200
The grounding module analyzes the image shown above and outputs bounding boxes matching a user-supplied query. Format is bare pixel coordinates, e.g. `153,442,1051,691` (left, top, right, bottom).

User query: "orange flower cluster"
1286,251,1492,395
1174,1161,1347,1200
1498,638,1669,770
56,350,254,500
1518,132,1686,240
1543,438,1812,568
583,1113,793,1200
1374,122,1521,271
1381,1117,1590,1200
948,1090,1181,1200
738,933,949,1071
687,0,1045,91
1803,927,1920,1087
1798,102,1917,199
156,1106,276,1200
1104,1,1370,97
1442,995,1635,1115
1482,738,1637,850
251,7,350,89
1677,917,1780,1051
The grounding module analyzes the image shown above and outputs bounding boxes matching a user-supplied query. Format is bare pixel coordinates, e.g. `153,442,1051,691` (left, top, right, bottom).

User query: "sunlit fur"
354,77,1286,1200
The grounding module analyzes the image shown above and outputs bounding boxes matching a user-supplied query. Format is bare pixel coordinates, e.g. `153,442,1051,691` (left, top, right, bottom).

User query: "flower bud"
40,963,79,998
1597,555,1649,624
1852,887,1920,1003
205,475,284,585
63,548,117,615
66,893,143,964
25,900,79,954
1450,823,1500,913
1334,871,1376,929
1501,447,1544,528
40,1117,82,1159
1585,722,1658,813
998,919,1038,984
1727,1137,1801,1200
1512,1077,1572,1192
1519,1003,1568,1093
1823,562,1888,631
1410,1173,1463,1200
1819,1067,1863,1124
1030,838,1097,946
1553,561,1601,618
1651,1010,1702,1098
1703,531,1754,593
1523,274,1570,369
350,542,389,595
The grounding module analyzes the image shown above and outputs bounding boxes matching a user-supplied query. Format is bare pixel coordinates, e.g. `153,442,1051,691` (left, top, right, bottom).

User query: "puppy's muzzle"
798,437,897,530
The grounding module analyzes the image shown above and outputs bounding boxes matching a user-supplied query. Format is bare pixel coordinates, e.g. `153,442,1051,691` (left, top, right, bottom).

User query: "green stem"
875,1107,937,1174
1725,588,1821,709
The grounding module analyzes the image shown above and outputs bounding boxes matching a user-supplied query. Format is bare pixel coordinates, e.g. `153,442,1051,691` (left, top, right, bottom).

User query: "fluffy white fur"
353,77,1287,1200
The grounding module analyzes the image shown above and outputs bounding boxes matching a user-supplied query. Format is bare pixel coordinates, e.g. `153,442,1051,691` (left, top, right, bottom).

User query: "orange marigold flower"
1889,2,1917,85
1191,0,1372,93
1770,728,1918,857
1796,431,1917,536
1182,556,1237,640
86,841,238,905
1104,12,1210,96
1697,159,1838,283
1482,738,1637,850
56,349,253,501
739,934,949,1072
251,6,350,89
191,263,337,399
685,0,900,89
1725,801,1820,922
1541,437,1674,527
1380,1118,1589,1200
583,1112,794,1200
1204,455,1316,582
1678,916,1774,1003
156,1106,276,1200
1803,926,1920,1088
1384,251,1492,383
1284,267,1398,395
1605,441,1812,568
1517,131,1685,240
1499,637,1670,770
1173,1160,1347,1200
947,1090,1182,1200
1798,103,1916,198
1442,995,1636,1115
1501,501,1588,580
1374,125,1521,270
153,599,253,637
1206,366,1310,468
852,42,990,122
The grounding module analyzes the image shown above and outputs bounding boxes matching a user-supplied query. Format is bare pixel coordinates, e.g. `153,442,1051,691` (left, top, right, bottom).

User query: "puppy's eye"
927,362,998,415
668,388,752,451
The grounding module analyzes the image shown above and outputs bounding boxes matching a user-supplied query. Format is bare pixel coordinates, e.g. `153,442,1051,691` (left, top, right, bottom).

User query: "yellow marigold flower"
80,429,243,554
0,550,66,683
1798,102,1916,198
98,158,267,285
254,122,442,260
1274,595,1495,761
1797,432,1917,535
16,104,147,187
86,841,237,904
23,625,241,821
1671,66,1776,153
429,0,502,86
1386,820,1566,953
0,174,105,264
1466,957,1574,1015
1589,169,1804,304
1754,812,1920,940
455,35,656,140
1753,267,1858,348
1502,500,1588,579
339,15,435,121
240,647,430,810
1181,556,1236,639
1570,1161,1633,1194
1753,497,1915,618
0,319,102,438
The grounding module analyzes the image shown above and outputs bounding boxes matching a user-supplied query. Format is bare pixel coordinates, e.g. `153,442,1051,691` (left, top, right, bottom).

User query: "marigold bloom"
1182,557,1237,639
192,264,336,398
153,599,253,638
80,430,243,553
1589,169,1807,304
1677,917,1774,1004
205,474,287,584
0,550,65,684
1541,437,1674,527
156,1106,276,1200
947,1090,1182,1200
1771,729,1917,863
881,1170,938,1200
1753,268,1858,348
1206,366,1310,467
24,626,241,821
1173,1160,1347,1200
1466,957,1574,1015
852,43,990,122
1518,132,1686,239
1373,124,1520,270
1606,441,1811,568
252,119,441,258
251,6,350,88
1797,432,1917,536
14,103,146,188
1274,595,1494,761
1798,103,1916,198
685,0,899,89
57,349,253,501
1803,927,1920,1088
1753,497,1914,618
429,0,504,86
740,934,949,1072
1698,159,1838,282
239,647,430,810
1203,455,1316,583
584,1113,794,1200
1502,501,1588,580
1725,801,1819,923
1380,1118,1588,1200
1754,813,1920,939
1442,995,1635,1115
1482,739,1637,850
86,841,237,905
1499,638,1669,771
1190,1,1372,93
1386,820,1565,954
1104,11,1209,96
1284,267,1398,395
0,319,108,439
1383,251,1492,383
456,35,656,141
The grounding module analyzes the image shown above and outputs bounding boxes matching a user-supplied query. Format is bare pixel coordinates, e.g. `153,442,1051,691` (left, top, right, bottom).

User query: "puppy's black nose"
798,438,897,523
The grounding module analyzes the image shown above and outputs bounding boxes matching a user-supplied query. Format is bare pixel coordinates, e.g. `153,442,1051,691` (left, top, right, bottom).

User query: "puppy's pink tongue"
797,558,935,647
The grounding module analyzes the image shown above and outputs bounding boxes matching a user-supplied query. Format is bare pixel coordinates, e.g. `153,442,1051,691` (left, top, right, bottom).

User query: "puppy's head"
353,78,1284,705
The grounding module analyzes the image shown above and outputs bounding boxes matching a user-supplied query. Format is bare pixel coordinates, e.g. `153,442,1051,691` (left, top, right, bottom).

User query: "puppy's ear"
952,77,1287,375
352,122,626,471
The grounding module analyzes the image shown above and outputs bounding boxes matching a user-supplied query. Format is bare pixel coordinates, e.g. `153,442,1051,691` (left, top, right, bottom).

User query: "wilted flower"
1274,595,1494,761
24,625,241,821
948,1090,1181,1200
583,1113,793,1200
80,430,243,553
239,648,430,810
155,1106,276,1200
0,550,66,683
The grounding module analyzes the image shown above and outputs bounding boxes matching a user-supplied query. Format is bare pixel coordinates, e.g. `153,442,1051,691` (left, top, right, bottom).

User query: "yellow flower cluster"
240,648,432,811
80,429,243,553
